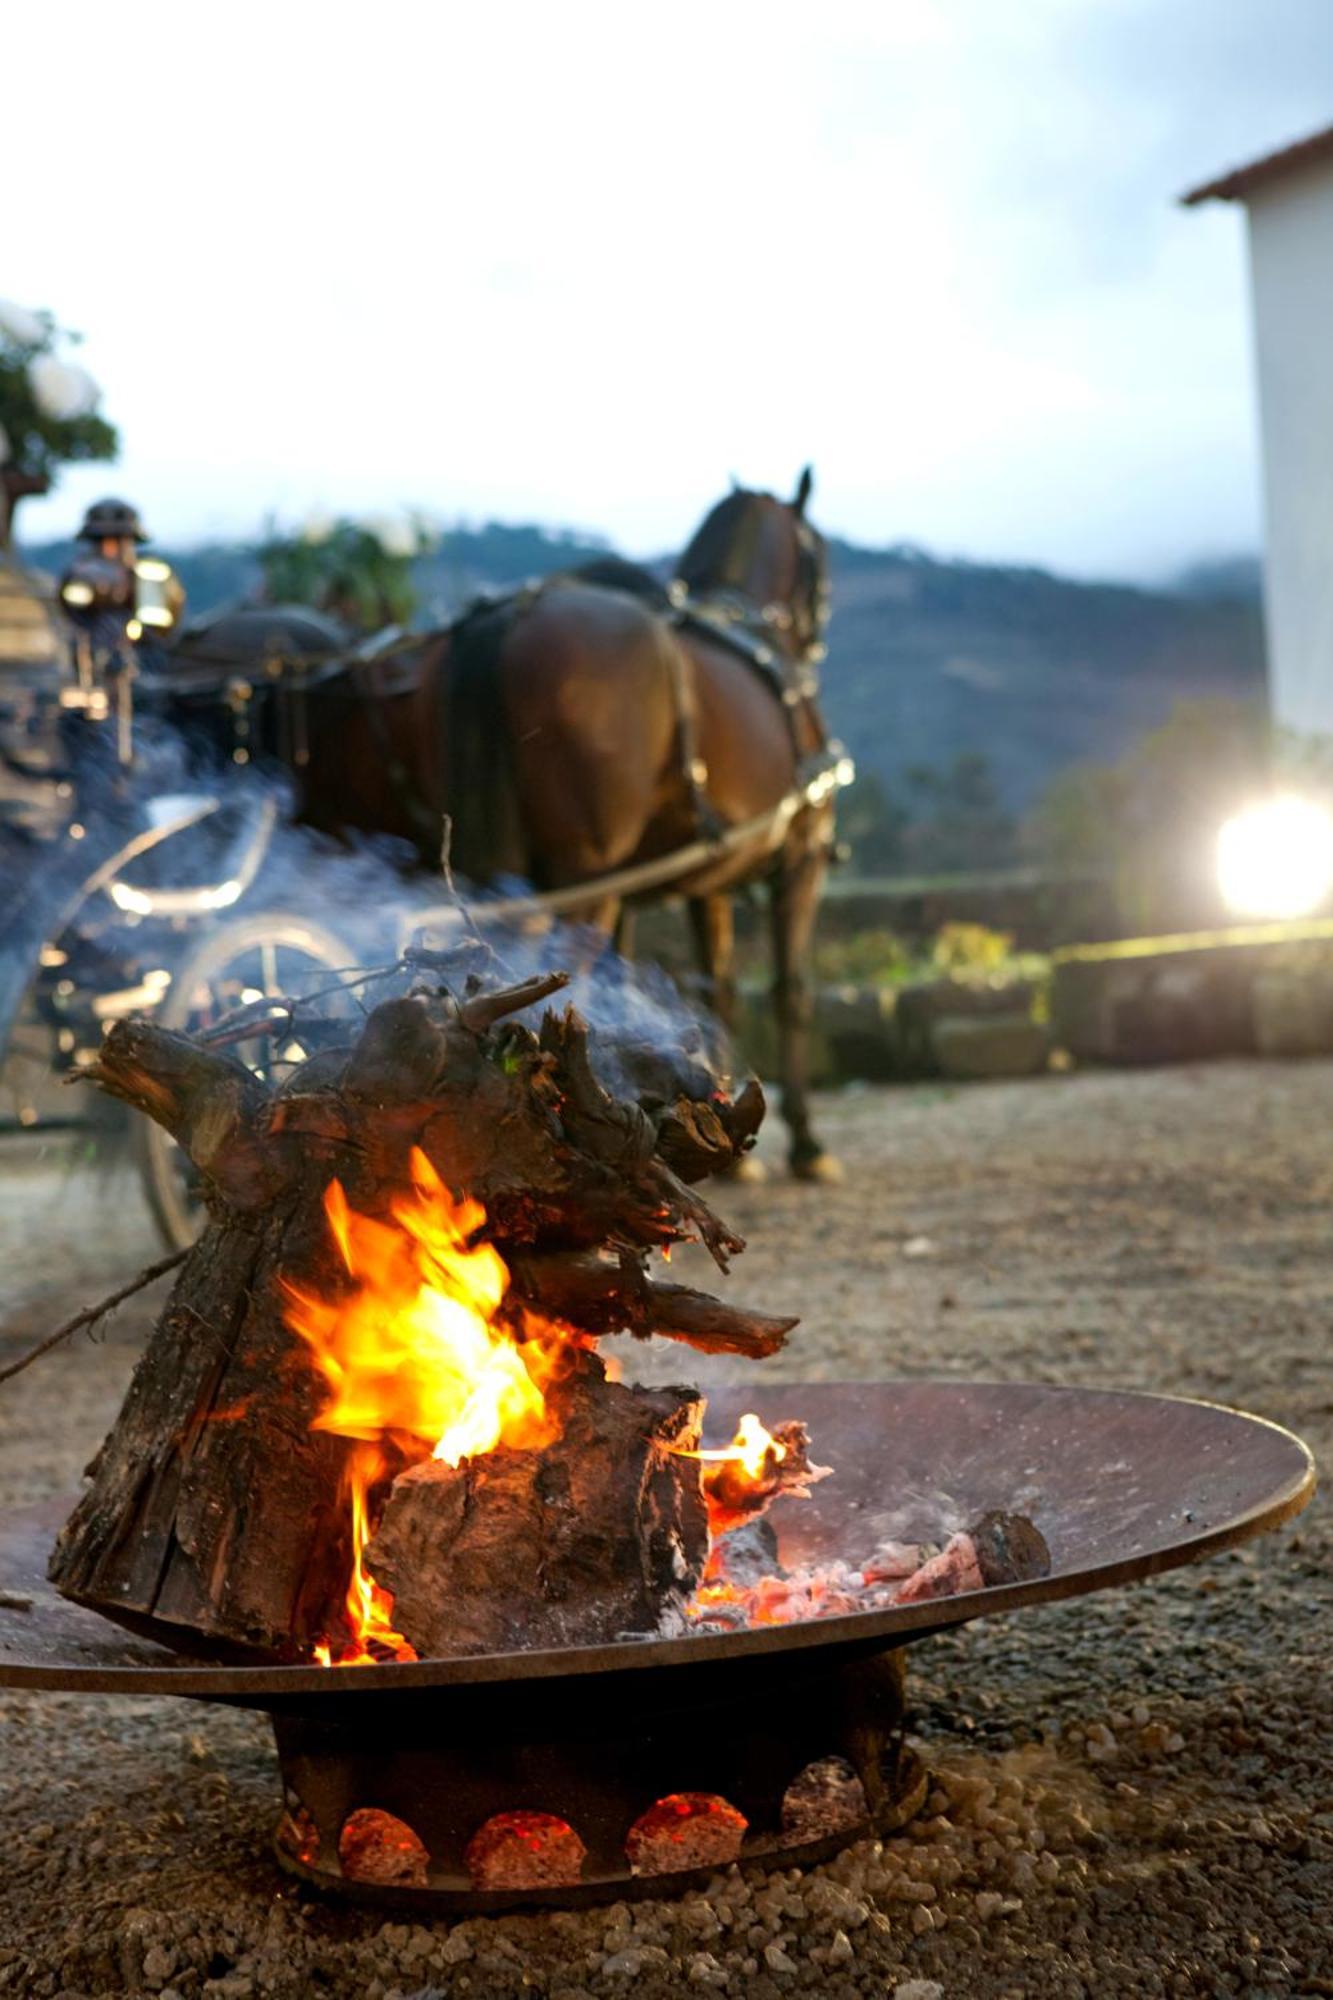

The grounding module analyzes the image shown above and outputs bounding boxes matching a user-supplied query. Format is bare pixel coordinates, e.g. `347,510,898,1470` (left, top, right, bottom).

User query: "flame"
312,1443,416,1666
284,1146,574,1663
692,1412,787,1483
286,1148,563,1469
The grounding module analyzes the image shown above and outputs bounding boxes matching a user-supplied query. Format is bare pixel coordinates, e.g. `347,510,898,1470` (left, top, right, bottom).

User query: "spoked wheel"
136,912,356,1250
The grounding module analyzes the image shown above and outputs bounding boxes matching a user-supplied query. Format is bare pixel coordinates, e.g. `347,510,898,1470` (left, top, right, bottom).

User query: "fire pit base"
269,1643,928,1912
1,1383,1314,1915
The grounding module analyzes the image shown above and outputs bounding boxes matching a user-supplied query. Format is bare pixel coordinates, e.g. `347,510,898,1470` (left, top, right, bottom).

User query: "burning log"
696,1416,829,1536
49,958,785,1662
363,1368,709,1656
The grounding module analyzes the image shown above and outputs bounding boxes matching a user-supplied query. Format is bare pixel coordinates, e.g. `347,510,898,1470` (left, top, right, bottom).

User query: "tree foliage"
257,517,433,633
1032,697,1275,932
839,754,1017,877
0,304,117,491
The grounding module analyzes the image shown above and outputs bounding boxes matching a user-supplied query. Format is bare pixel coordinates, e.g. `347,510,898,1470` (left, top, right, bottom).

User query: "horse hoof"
790,1151,844,1185
726,1154,770,1185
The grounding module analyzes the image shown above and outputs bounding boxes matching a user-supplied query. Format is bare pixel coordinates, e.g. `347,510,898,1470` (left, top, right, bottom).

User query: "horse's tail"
442,598,530,886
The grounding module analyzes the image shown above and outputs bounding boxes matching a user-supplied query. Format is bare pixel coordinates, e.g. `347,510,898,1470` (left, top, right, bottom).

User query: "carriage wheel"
135,912,355,1251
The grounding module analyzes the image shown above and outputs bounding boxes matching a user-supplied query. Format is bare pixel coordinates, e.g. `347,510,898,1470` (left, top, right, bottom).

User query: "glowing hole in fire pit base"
465,1811,587,1891
275,1801,320,1868
338,1807,430,1888
626,1794,748,1875
781,1756,869,1840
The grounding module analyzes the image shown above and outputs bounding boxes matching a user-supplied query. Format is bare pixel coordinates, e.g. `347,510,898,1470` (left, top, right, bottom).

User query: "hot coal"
894,1512,1052,1605
688,1510,1051,1633
625,1794,749,1876
705,1516,781,1590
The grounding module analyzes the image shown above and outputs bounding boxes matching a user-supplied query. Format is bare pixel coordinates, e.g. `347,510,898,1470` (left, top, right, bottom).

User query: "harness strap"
664,629,723,841
351,648,443,853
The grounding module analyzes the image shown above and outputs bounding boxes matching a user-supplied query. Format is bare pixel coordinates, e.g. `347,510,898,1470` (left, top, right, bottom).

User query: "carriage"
0,589,375,1248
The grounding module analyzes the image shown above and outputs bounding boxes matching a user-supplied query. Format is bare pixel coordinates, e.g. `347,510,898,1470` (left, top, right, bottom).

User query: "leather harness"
165,566,830,864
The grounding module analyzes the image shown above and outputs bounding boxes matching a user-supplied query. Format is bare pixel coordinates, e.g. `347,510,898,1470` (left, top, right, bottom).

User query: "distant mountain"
819,540,1266,810
20,524,1267,815
19,522,616,626
1170,554,1263,604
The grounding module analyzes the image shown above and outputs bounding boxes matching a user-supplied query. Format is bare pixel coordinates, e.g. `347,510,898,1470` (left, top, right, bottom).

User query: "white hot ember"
680,1508,1051,1633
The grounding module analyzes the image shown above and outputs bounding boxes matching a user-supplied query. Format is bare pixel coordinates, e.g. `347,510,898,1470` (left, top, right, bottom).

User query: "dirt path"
0,1061,1328,1998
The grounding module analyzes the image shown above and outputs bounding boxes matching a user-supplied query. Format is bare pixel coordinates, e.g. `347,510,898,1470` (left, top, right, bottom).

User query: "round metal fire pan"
0,1382,1313,1699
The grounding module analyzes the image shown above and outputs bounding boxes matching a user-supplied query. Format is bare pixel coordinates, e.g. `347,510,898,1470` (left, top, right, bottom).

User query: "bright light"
1217,797,1333,921
108,881,153,915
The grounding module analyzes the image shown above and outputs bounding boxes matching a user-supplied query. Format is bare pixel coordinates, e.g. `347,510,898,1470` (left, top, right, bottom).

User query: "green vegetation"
814,919,1044,994
0,301,117,544
838,753,1017,875
1033,697,1276,933
257,516,434,632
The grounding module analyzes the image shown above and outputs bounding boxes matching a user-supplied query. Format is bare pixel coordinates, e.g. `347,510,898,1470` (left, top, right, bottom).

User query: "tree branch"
0,1250,189,1388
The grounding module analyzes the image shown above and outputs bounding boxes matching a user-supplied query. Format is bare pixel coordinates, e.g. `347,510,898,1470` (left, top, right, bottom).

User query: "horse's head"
674,467,830,664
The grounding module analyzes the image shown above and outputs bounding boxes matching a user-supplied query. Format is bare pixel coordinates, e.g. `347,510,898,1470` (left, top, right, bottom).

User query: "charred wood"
364,1373,709,1656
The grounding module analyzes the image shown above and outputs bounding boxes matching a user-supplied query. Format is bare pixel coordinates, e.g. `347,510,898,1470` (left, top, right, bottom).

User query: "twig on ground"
0,1249,189,1388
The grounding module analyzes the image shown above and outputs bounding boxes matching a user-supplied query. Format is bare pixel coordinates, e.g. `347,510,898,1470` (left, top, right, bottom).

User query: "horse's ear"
792,465,814,517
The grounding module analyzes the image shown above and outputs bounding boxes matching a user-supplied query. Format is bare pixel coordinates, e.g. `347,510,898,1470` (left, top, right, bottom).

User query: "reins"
410,743,853,925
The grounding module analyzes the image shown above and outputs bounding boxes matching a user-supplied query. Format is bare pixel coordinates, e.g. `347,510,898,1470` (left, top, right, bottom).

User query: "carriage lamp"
1216,795,1333,921
133,556,185,635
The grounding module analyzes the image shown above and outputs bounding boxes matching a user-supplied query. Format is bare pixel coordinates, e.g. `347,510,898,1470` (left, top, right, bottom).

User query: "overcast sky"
7,0,1332,579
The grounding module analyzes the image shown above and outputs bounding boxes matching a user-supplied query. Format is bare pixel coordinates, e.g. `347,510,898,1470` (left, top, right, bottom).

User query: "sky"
6,0,1332,580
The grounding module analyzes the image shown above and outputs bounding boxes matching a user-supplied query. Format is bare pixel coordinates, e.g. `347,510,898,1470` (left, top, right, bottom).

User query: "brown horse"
289,472,843,1178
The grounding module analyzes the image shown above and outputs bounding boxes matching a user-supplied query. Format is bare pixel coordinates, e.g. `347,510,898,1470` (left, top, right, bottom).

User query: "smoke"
1,682,745,1143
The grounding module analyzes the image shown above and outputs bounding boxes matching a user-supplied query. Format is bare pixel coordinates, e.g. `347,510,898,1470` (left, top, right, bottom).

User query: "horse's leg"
771,846,841,1183
690,892,767,1182
614,905,636,960
687,893,736,1029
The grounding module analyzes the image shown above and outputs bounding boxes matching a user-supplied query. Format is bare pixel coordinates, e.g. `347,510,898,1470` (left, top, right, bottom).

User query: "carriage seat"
151,603,353,697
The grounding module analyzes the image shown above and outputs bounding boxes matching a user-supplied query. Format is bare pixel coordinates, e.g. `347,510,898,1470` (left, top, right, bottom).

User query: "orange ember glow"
285,1148,574,1664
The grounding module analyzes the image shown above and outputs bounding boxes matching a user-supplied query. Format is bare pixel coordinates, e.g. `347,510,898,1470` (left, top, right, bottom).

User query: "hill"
21,524,1266,830
820,539,1265,814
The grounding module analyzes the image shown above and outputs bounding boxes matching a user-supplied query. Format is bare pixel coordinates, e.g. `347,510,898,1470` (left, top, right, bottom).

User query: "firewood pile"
48,949,802,1664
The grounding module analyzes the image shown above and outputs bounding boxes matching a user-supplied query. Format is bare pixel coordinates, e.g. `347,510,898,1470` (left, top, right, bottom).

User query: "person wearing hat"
59,498,153,645
57,500,184,780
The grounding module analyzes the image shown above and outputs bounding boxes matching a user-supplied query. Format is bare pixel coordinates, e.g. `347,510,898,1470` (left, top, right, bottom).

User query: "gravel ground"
0,1060,1328,1998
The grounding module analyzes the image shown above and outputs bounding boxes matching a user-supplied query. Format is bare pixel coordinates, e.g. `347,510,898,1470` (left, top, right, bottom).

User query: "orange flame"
286,1149,562,1467
682,1413,792,1539
285,1147,574,1663
689,1412,786,1481
312,1443,416,1666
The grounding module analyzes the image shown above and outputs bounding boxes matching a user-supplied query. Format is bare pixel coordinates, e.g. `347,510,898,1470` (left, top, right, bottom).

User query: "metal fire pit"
0,1382,1313,1914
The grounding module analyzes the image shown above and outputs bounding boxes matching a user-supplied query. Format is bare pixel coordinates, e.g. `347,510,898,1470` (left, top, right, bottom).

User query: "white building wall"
1245,158,1333,738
